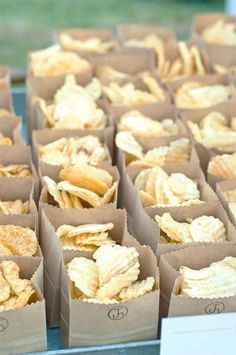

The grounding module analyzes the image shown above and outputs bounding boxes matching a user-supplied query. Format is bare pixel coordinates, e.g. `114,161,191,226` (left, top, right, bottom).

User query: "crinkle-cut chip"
67,257,99,298
134,169,151,191
57,180,101,207
100,181,118,206
85,78,102,101
115,132,143,160
145,168,159,197
0,225,38,256
118,111,165,138
94,244,139,287
154,167,169,204
59,164,112,195
96,263,140,300
57,222,114,239
224,188,236,202
202,132,236,152
128,160,153,169
62,236,97,251
0,261,31,296
187,121,203,142
175,81,231,109
155,213,192,243
75,232,109,243
59,33,115,54
229,202,236,218
31,49,91,77
83,297,118,304
208,154,236,179
119,276,155,301
0,243,13,256
200,112,229,137
139,190,156,207
202,19,236,46
0,270,10,302
190,216,226,242
161,178,181,206
168,173,200,201
70,194,83,209
39,137,67,154
0,295,18,311
179,256,236,298
43,176,65,208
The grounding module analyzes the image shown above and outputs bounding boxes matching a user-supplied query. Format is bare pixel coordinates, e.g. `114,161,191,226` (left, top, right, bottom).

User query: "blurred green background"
0,0,224,68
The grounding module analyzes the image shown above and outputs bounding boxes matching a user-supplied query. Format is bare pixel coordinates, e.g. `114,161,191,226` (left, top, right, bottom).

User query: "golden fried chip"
190,216,226,242
208,154,236,179
155,213,192,243
119,276,155,300
58,180,101,207
0,261,30,296
43,176,65,208
0,270,10,302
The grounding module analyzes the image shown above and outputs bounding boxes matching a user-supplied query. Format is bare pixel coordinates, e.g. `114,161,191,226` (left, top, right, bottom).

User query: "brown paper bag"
0,177,37,216
39,163,119,211
166,74,236,111
91,51,156,83
0,114,24,145
117,24,175,43
0,257,47,354
0,88,14,113
32,127,114,168
41,207,131,327
192,13,236,67
60,224,159,347
26,70,93,136
146,200,236,257
160,243,236,319
0,66,10,90
0,145,39,201
54,28,119,58
216,179,236,227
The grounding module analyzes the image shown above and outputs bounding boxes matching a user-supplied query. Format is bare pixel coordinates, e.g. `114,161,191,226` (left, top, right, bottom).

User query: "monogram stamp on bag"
0,317,9,332
108,306,128,320
205,302,225,314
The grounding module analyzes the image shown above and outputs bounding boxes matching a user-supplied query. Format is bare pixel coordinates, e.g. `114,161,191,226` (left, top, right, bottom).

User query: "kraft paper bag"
60,226,159,347
192,13,236,67
0,88,14,113
166,74,236,111
0,257,47,354
26,70,93,136
146,200,236,257
54,28,119,58
0,145,39,201
117,24,175,43
38,163,119,211
159,243,236,319
0,114,24,145
40,207,131,327
91,50,156,84
0,66,10,90
0,177,37,217
216,179,236,228
32,127,114,168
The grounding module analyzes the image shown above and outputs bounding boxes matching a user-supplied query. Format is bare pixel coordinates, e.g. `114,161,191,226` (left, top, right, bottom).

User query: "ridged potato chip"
190,216,226,242
208,154,236,179
155,213,192,243
119,276,155,301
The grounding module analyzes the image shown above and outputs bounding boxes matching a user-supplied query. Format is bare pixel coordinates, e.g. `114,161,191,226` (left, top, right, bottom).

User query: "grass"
0,0,224,68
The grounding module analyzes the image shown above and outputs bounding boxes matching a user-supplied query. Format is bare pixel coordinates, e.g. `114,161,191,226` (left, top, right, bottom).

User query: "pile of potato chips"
67,244,155,303
0,199,29,215
0,164,31,177
0,261,36,312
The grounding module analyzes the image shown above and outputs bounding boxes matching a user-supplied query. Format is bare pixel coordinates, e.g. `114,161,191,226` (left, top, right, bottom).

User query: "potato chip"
229,202,236,218
190,216,226,242
0,164,31,177
115,132,143,160
119,276,155,301
0,199,30,215
0,132,12,146
13,285,35,309
59,164,113,195
208,154,236,179
0,270,10,302
93,244,139,286
97,65,128,81
100,181,118,206
155,213,192,243
179,256,236,298
57,223,114,239
43,176,65,208
0,225,38,256
0,243,13,256
168,173,200,201
67,257,99,298
0,261,30,296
